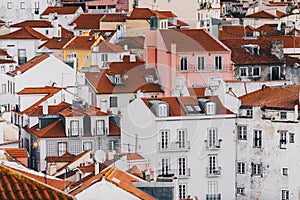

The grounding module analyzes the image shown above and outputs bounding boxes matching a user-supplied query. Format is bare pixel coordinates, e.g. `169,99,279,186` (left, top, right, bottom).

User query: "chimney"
130,54,136,62
100,99,108,112
42,101,48,115
270,40,284,60
95,163,100,175
294,104,298,120
124,44,128,50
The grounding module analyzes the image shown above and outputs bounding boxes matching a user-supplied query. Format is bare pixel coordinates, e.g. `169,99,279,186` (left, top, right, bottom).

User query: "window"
289,133,295,143
96,120,105,135
208,155,219,175
207,128,218,148
186,105,193,112
246,109,253,117
58,142,67,156
253,130,262,148
238,126,247,140
70,52,77,58
197,56,205,71
280,131,287,144
0,65,5,73
7,2,12,9
237,162,245,174
1,84,6,94
45,30,49,35
18,49,27,65
160,130,169,150
237,187,245,195
251,163,262,176
101,54,108,62
252,67,260,77
178,129,186,148
180,57,188,71
282,168,288,176
70,120,79,136
109,140,119,151
110,96,118,108
178,157,187,176
20,2,25,9
161,158,170,174
179,184,186,199
280,112,287,119
83,141,93,151
282,190,289,200
206,102,216,114
85,54,89,60
158,104,168,117
215,56,222,70
240,67,247,77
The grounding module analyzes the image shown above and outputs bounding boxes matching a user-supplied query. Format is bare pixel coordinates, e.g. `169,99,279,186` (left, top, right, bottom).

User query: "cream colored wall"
126,20,150,37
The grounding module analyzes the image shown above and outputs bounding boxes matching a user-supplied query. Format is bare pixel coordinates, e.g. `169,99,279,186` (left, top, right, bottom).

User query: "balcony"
177,64,233,73
206,194,221,200
158,141,190,152
206,167,222,177
157,168,191,178
204,139,222,149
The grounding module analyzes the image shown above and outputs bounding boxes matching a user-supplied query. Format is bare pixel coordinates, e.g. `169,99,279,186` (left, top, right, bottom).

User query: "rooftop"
41,6,81,15
0,27,49,40
10,20,53,28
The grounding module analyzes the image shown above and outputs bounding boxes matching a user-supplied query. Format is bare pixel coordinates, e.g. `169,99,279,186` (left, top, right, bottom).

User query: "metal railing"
204,139,222,149
157,168,191,178
158,141,191,152
206,194,221,200
206,167,222,177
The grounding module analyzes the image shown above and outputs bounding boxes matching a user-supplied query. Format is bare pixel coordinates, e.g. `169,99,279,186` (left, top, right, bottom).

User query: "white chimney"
294,104,298,121
130,54,136,62
124,44,128,50
42,101,48,115
100,99,108,112
95,163,99,175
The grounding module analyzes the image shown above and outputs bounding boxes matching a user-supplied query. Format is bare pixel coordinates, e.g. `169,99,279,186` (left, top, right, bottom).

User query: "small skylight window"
103,32,112,37
194,105,201,111
57,38,62,42
88,37,93,41
186,105,193,112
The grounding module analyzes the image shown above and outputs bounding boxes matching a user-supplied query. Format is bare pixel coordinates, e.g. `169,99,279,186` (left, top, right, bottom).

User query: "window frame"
160,130,169,150
238,125,247,140
180,56,188,71
197,56,205,71
83,141,93,151
282,167,288,176
237,162,246,174
70,120,79,136
253,130,262,148
7,2,12,9
179,184,187,199
57,142,67,156
252,163,263,176
158,104,168,117
178,129,187,148
282,190,289,200
289,133,295,143
280,111,287,120
239,67,247,77
109,96,118,108
178,157,187,176
214,56,222,70
96,119,105,135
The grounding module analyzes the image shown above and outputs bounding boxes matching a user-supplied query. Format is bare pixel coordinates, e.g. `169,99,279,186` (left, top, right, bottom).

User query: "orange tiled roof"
109,121,120,136
160,29,229,52
10,20,53,28
10,54,49,75
24,102,71,116
116,36,144,49
245,9,286,18
239,85,300,109
263,35,300,48
0,27,49,40
1,148,28,158
0,49,11,57
46,152,75,163
41,6,81,15
218,25,245,40
24,119,67,138
64,36,100,49
39,37,72,49
128,8,176,20
101,14,127,22
0,164,74,199
255,24,281,35
85,58,163,94
188,87,206,97
60,25,74,38
0,59,15,64
69,13,105,29
221,38,283,65
58,105,108,117
96,40,126,53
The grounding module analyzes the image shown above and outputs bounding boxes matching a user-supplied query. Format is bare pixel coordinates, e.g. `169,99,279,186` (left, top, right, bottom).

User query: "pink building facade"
144,29,234,96
85,0,131,13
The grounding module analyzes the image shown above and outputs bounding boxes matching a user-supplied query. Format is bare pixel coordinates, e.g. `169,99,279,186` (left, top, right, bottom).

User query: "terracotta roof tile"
116,36,145,49
128,8,176,20
1,148,28,158
39,37,72,49
64,36,100,49
239,85,300,109
60,25,74,38
245,9,286,18
46,152,75,163
58,106,108,117
101,14,127,22
0,27,49,40
221,38,283,65
263,35,300,48
69,14,105,29
255,24,281,35
85,58,163,94
0,59,16,64
24,119,67,138
109,121,120,136
10,20,53,28
160,29,229,52
0,49,11,57
218,25,245,40
0,164,75,199
127,165,143,178
96,40,127,53
188,87,206,97
42,6,81,15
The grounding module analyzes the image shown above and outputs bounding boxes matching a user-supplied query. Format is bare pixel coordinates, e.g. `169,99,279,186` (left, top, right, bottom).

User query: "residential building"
85,0,134,14
116,36,145,59
0,27,49,65
82,56,164,114
121,96,236,199
63,35,103,70
91,40,130,69
144,29,233,97
0,49,17,73
221,38,285,81
38,37,73,60
40,6,84,30
236,85,300,199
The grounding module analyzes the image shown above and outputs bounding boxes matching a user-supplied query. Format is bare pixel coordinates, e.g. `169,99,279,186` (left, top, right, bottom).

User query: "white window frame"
83,141,93,151
178,157,187,176
239,67,247,77
253,130,262,148
180,56,188,71
207,128,218,148
161,157,170,174
101,53,108,62
289,133,295,143
252,66,261,77
197,56,205,71
58,142,67,156
206,102,215,114
96,119,105,135
20,2,25,9
237,187,245,195
208,154,218,175
109,96,118,108
178,129,187,148
280,111,287,119
237,162,245,174
238,125,247,140
160,130,169,150
282,167,288,176
215,56,222,70
7,2,12,9
158,104,168,117
252,163,262,176
179,184,187,199
282,190,289,200
70,120,79,136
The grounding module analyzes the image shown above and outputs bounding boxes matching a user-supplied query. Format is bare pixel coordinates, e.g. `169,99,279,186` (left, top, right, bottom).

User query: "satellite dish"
94,150,106,163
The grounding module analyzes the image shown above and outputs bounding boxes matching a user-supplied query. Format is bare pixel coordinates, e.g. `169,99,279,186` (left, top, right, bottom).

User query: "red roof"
42,6,81,15
255,24,281,35
69,13,105,29
96,40,126,53
60,25,74,38
0,27,49,40
64,36,100,49
221,38,283,65
218,25,245,40
160,29,229,52
58,105,108,117
245,9,286,18
85,58,163,94
10,20,53,28
46,152,75,162
188,87,206,97
10,54,49,75
23,102,71,116
263,35,300,48
0,59,15,64
1,148,28,158
239,85,300,109
0,164,75,199
128,8,176,20
24,119,67,138
109,121,120,136
101,14,127,22
39,37,72,49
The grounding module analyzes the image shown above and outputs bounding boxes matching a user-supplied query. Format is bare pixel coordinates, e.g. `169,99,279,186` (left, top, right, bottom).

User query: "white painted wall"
91,52,130,68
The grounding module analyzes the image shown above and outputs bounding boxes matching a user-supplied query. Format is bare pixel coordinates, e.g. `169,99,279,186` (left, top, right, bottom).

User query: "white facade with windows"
121,97,236,199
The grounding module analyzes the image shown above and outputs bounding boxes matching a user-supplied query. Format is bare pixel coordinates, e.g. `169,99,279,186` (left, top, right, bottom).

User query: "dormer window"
145,75,154,82
243,44,260,56
114,75,122,84
206,102,216,114
158,104,168,117
186,105,193,112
